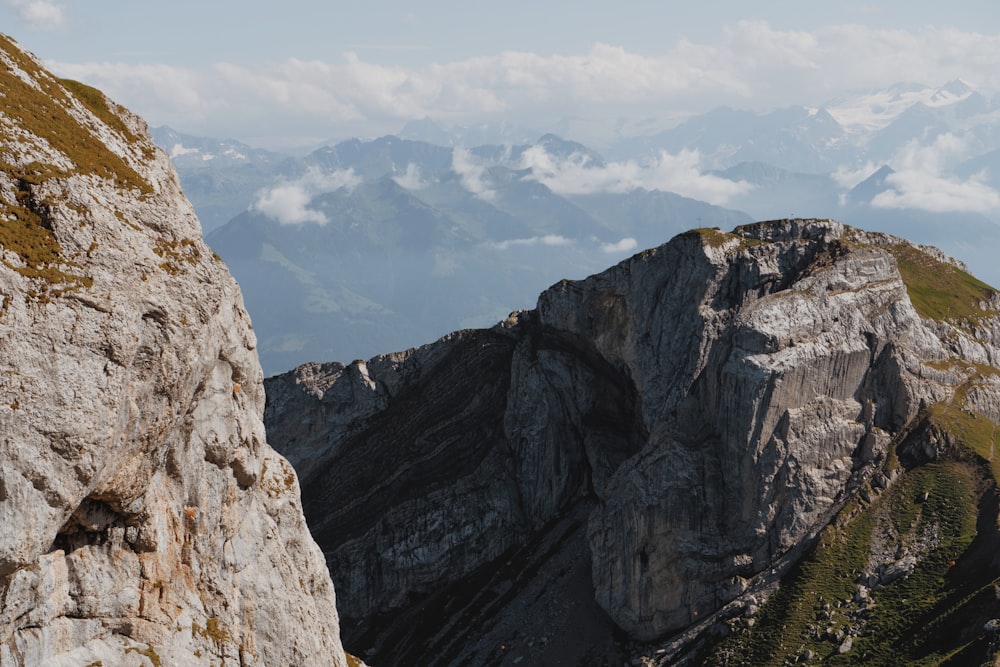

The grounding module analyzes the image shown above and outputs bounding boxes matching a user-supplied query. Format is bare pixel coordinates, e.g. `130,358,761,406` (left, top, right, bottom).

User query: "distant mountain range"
152,79,1000,375
199,134,749,374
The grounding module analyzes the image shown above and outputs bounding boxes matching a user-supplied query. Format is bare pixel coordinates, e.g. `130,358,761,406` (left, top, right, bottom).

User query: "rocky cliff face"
266,219,1000,664
0,35,347,666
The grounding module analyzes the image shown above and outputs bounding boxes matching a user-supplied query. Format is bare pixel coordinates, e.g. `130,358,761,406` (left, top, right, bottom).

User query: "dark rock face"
265,219,1000,663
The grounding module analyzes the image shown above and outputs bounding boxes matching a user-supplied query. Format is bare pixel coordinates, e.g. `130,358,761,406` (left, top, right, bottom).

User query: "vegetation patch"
686,227,732,248
926,401,1000,502
0,170,92,299
59,78,143,147
193,618,231,646
710,461,981,666
153,237,201,275
0,34,151,194
888,242,998,329
346,653,366,667
260,459,297,496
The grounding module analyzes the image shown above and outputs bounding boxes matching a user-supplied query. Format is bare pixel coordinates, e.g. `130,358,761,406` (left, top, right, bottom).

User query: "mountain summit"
266,219,1000,665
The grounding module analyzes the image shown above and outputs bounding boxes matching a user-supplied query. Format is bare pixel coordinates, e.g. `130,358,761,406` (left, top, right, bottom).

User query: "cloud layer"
5,0,64,30
446,143,750,205
517,145,752,205
871,134,1000,213
48,22,1000,147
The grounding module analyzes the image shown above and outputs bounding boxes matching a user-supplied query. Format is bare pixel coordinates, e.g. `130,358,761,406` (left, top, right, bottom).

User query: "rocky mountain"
265,218,1000,665
0,34,348,666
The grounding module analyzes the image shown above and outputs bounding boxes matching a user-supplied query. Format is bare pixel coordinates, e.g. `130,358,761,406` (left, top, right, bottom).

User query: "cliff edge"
0,35,347,666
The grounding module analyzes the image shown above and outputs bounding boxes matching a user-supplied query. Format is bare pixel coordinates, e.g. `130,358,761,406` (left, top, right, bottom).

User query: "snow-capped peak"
824,80,978,133
170,143,201,159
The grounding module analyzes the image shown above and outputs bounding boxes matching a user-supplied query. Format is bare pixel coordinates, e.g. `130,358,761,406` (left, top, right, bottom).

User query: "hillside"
265,219,1000,666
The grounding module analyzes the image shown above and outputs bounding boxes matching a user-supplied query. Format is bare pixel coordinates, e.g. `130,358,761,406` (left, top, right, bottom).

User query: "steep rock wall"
0,35,347,667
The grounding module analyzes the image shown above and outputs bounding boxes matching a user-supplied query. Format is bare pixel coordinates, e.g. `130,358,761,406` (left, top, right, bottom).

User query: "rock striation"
0,35,347,666
266,218,1000,664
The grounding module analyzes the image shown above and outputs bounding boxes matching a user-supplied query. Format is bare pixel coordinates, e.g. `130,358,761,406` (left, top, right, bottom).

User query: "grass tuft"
888,243,998,329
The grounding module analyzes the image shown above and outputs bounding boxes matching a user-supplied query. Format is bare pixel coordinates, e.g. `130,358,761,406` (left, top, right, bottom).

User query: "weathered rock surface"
0,35,347,666
266,218,1000,664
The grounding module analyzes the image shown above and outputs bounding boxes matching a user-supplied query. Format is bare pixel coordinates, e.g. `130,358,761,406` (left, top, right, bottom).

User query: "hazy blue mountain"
843,166,895,206
711,161,841,220
864,103,945,163
606,80,1000,174
205,135,751,374
608,106,852,172
567,189,752,249
525,133,607,166
305,135,455,178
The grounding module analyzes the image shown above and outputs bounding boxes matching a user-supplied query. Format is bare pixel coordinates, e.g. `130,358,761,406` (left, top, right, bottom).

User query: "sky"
3,0,1000,150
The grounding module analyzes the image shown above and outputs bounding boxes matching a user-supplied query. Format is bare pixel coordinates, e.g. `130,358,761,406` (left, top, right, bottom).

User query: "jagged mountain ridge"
265,219,1000,666
0,34,348,666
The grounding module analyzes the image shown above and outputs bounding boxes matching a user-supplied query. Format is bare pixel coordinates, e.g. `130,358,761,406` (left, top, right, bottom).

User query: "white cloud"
489,234,637,255
5,0,64,30
45,22,1000,147
252,167,362,225
393,163,426,190
254,183,325,225
871,134,1000,213
490,235,573,250
452,148,496,200
517,145,752,205
602,238,638,254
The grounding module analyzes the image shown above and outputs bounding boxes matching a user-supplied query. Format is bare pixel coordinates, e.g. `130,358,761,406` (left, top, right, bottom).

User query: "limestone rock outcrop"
266,219,1000,664
0,34,347,666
